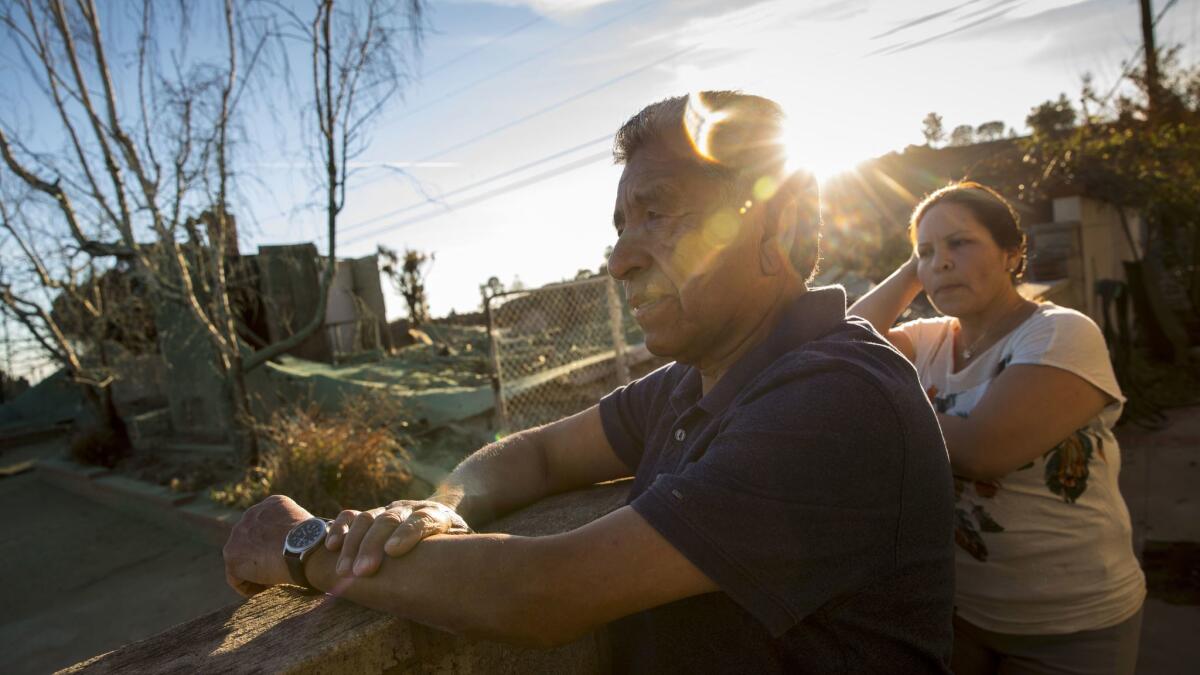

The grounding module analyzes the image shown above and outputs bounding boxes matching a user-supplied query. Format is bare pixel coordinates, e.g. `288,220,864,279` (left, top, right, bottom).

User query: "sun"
780,115,865,184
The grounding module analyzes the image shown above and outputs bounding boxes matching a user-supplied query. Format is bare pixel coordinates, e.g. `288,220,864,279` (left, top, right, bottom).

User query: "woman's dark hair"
908,180,1027,280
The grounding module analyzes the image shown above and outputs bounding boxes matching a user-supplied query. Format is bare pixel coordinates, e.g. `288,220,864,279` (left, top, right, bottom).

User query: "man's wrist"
302,544,338,593
283,517,333,590
426,489,469,519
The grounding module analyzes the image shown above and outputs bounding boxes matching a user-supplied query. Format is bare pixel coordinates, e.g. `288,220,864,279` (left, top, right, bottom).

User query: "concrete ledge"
36,457,240,547
0,422,71,449
62,481,630,674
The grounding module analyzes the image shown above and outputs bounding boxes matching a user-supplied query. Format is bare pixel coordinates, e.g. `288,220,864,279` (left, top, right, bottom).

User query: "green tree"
1025,93,1077,135
976,120,1006,142
1019,48,1200,359
922,112,945,147
949,124,976,146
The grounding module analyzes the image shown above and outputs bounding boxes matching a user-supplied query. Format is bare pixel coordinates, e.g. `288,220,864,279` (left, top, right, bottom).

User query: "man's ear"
759,197,798,276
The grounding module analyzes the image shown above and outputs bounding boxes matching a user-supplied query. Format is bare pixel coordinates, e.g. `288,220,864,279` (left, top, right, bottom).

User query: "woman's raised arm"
938,363,1112,481
847,255,923,360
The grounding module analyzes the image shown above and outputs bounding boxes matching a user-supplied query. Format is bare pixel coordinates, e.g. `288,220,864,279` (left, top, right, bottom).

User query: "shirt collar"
666,285,848,417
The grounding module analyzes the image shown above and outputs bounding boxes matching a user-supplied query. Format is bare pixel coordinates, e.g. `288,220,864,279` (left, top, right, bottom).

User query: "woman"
849,182,1145,674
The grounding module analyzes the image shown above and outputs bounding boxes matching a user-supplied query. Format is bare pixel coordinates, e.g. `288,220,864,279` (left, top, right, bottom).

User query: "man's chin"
641,330,685,361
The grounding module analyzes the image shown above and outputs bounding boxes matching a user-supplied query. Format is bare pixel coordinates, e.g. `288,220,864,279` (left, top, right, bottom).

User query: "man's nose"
607,228,649,281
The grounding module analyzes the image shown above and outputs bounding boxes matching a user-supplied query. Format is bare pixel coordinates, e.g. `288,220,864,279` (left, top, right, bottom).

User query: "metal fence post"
482,285,509,433
606,275,630,384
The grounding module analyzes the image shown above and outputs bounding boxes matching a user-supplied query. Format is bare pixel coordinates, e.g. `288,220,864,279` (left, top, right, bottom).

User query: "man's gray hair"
612,91,821,281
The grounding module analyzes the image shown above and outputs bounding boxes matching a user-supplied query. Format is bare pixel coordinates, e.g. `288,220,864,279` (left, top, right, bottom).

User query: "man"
224,92,954,672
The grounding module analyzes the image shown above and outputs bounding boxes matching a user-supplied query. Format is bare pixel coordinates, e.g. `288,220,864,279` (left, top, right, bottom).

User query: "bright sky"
240,0,1199,319
6,0,1200,326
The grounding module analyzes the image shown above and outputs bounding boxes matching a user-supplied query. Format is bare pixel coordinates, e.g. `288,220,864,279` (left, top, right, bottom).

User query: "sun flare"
780,115,863,183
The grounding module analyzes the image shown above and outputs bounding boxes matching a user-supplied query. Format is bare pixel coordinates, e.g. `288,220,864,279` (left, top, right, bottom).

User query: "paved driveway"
0,442,240,674
1118,404,1200,675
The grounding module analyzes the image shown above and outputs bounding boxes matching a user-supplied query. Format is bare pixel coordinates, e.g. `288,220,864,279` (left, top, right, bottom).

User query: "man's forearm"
305,532,568,646
428,428,554,526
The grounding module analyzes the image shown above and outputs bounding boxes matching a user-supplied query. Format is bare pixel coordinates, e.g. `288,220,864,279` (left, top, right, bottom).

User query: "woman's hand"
847,252,924,360
325,500,472,577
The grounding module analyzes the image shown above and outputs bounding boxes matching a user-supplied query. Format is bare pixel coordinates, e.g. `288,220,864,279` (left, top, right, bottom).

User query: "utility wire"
412,43,696,166
331,42,698,241
258,1,657,230
390,1,657,123
421,15,545,78
342,150,612,246
1097,0,1179,105
350,1,663,193
339,133,611,235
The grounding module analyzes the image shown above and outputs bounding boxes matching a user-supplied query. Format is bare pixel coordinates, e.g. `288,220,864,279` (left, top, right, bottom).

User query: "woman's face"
914,202,1020,317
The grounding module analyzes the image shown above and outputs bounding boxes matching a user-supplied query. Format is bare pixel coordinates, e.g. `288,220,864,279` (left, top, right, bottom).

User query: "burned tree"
379,246,433,329
0,0,425,461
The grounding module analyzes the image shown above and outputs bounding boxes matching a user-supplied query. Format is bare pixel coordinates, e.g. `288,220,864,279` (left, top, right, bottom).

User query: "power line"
330,42,699,241
255,1,657,230
421,15,545,78
1098,0,1180,106
390,1,657,123
338,133,611,235
413,44,696,163
342,149,611,246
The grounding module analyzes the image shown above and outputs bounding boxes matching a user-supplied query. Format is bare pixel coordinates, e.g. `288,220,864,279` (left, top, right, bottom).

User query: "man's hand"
326,500,471,577
223,494,313,597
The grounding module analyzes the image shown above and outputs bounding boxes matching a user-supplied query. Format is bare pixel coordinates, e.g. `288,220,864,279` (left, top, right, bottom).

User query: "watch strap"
284,518,331,592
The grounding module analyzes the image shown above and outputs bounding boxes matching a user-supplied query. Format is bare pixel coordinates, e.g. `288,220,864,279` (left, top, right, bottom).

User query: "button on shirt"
599,286,955,674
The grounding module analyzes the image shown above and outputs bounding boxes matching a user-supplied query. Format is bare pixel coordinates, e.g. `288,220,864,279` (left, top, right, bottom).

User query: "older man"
224,92,954,672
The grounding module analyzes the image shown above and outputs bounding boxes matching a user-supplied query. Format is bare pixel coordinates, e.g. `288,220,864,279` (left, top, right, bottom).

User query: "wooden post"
1140,0,1161,123
482,285,509,433
606,276,630,384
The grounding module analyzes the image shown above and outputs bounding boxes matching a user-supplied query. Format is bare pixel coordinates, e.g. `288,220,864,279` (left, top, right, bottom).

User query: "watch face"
285,518,327,553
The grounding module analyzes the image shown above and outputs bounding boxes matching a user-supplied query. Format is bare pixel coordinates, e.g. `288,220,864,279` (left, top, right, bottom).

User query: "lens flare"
683,92,732,163
780,114,860,183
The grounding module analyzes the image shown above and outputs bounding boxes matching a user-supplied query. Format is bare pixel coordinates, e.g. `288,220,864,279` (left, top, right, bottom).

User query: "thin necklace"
958,302,1029,362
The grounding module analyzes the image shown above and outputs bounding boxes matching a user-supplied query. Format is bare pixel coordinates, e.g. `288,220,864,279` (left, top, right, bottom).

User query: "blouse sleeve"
894,316,954,374
1007,306,1125,424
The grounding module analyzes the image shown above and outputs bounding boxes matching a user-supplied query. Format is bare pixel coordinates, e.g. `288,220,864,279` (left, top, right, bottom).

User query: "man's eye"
646,210,665,220
917,249,932,259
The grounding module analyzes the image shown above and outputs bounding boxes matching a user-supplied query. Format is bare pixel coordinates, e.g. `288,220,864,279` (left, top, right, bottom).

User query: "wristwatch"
282,517,333,592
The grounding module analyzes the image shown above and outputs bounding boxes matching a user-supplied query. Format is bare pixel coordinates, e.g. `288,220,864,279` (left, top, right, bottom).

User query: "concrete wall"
324,254,389,355
1051,196,1143,321
1025,196,1143,324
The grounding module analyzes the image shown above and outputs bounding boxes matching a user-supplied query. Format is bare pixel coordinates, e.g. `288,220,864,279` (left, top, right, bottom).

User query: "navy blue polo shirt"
599,286,954,673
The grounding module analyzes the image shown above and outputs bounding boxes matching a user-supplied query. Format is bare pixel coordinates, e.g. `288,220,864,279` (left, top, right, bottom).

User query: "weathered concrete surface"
61,481,629,674
0,442,241,675
36,456,240,548
1117,404,1200,675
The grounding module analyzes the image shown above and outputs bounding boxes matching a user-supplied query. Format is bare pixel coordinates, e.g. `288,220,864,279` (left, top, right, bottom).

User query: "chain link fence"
482,275,646,433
